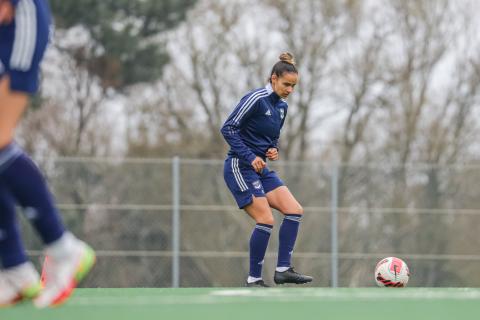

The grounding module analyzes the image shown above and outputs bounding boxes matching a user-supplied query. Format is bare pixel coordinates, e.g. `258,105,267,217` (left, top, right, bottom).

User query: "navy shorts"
0,0,51,94
224,156,284,209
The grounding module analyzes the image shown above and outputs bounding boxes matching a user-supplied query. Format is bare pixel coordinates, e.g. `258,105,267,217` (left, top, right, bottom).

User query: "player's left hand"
266,148,279,161
0,0,14,25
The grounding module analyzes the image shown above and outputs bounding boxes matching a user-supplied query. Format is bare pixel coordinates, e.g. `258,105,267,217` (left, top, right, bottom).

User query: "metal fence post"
331,164,339,288
172,156,180,288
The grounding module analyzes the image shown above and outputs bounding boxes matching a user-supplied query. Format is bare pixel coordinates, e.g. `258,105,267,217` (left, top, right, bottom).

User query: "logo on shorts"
252,180,262,190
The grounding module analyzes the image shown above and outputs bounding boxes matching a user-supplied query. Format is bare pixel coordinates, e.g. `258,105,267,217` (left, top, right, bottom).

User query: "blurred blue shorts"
0,0,51,94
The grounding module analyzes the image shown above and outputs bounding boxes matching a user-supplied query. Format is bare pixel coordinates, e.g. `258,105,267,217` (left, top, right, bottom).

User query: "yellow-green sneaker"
35,237,96,308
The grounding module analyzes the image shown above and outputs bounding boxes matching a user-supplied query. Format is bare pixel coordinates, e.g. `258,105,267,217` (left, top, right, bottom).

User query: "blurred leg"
0,77,65,244
0,78,95,307
0,178,41,306
0,182,27,268
0,77,30,269
0,1,94,306
1,151,66,244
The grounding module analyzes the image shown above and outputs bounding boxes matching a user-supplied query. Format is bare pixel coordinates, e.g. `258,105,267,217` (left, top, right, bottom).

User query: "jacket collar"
265,83,281,103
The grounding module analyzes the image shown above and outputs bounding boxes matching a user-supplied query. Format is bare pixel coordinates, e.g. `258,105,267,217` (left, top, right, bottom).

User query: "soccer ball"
374,257,410,287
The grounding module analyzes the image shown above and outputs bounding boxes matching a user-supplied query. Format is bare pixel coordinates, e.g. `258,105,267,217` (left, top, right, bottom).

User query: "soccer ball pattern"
375,257,410,287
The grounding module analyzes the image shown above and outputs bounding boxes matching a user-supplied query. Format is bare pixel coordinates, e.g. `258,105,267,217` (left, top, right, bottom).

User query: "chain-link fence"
18,157,480,288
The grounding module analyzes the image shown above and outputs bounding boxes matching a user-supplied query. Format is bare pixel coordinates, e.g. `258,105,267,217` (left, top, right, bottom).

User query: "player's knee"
256,214,275,226
296,204,304,215
287,204,303,215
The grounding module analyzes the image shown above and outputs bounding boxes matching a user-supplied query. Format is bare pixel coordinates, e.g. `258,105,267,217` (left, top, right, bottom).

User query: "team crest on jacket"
279,108,285,119
252,180,262,190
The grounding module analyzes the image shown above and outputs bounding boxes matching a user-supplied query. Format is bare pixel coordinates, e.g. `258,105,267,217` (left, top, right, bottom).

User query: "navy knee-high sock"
0,143,65,245
277,214,302,268
249,223,273,278
0,182,28,268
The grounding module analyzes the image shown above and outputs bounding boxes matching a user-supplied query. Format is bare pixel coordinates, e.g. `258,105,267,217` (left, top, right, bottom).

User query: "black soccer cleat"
274,267,313,285
245,279,270,287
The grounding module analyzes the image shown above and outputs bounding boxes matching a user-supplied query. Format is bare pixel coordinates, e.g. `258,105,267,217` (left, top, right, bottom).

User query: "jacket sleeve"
220,92,259,165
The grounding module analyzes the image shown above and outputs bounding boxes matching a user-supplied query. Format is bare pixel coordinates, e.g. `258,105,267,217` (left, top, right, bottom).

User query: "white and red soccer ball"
375,257,410,287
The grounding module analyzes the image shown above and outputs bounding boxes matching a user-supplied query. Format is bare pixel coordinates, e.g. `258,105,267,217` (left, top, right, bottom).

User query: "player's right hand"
251,156,266,173
266,148,279,161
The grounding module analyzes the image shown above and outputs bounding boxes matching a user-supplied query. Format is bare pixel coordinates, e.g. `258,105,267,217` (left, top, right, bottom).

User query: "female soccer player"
221,52,312,287
0,0,95,307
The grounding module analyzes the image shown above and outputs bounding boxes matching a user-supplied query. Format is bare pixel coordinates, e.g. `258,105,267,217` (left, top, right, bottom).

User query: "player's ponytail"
269,52,298,83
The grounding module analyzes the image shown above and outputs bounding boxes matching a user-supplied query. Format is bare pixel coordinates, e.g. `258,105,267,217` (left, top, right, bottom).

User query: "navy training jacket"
221,83,288,165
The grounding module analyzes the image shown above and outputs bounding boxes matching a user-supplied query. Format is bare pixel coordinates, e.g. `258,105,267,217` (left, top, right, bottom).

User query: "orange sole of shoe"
49,248,97,307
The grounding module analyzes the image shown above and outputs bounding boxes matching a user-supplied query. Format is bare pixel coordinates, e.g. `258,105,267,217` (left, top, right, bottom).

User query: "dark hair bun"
279,52,295,66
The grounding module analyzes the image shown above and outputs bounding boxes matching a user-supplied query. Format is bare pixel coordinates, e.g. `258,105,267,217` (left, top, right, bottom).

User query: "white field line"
211,288,480,300
68,288,480,306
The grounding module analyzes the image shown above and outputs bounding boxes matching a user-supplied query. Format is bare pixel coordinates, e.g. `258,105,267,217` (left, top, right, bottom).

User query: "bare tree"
19,33,115,157
267,0,359,160
367,0,480,286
